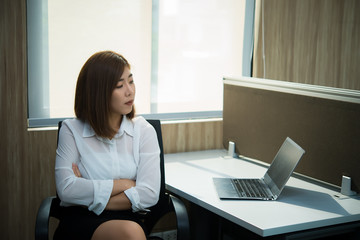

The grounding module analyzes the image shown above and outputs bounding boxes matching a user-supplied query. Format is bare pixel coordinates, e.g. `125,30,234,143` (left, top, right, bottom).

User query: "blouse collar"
116,116,134,138
82,116,134,140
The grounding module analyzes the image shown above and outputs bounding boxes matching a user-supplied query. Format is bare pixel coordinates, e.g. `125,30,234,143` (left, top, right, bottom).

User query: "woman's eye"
116,85,123,89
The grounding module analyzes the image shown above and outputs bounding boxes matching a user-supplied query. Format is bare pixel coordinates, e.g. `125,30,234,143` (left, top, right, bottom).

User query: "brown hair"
74,51,135,138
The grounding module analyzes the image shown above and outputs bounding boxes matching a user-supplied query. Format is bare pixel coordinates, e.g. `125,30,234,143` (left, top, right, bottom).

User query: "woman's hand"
112,179,136,196
72,163,82,177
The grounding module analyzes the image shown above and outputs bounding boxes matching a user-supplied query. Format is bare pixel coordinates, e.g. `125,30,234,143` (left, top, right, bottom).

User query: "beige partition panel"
223,78,360,192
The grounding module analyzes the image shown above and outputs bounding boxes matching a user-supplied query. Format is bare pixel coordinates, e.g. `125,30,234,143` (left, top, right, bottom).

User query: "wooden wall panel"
161,120,223,154
0,0,28,239
253,0,360,90
26,130,58,238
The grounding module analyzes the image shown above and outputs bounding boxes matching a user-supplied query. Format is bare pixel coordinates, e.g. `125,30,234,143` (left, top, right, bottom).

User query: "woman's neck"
108,114,123,136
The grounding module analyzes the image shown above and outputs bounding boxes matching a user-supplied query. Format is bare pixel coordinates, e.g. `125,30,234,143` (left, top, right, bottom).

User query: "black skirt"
53,206,147,240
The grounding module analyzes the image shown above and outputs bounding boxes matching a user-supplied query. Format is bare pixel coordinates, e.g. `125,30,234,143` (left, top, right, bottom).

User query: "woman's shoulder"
131,116,147,125
131,116,156,133
62,118,84,127
60,118,86,133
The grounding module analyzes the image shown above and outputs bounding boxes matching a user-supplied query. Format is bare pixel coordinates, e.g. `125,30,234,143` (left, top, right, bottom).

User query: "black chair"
35,119,190,240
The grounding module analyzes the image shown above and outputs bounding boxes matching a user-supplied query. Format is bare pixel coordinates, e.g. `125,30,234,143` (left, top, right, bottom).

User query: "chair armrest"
35,196,56,240
169,194,190,240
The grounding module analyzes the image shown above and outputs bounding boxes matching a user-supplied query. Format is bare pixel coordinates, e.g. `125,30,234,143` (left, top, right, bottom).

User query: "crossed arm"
72,163,135,211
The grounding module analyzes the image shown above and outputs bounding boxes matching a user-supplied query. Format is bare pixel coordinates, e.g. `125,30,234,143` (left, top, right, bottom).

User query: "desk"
165,150,360,239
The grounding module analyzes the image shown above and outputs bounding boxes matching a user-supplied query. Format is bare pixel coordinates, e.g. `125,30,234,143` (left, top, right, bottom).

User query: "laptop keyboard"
232,179,269,198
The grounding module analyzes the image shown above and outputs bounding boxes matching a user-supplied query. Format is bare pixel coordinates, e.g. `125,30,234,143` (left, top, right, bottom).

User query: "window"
27,0,253,127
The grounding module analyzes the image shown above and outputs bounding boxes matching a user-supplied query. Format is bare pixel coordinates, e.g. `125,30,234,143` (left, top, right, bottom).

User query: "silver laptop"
213,137,305,200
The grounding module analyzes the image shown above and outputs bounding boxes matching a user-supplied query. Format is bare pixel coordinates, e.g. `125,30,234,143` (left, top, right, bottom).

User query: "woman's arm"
56,122,114,215
111,179,136,197
123,118,161,212
72,163,135,210
105,192,132,210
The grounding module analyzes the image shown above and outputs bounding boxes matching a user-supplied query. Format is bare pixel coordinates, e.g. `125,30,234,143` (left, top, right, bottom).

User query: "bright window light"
27,0,248,125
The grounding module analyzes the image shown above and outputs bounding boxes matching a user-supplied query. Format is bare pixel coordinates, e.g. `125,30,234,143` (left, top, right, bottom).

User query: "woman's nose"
125,84,134,96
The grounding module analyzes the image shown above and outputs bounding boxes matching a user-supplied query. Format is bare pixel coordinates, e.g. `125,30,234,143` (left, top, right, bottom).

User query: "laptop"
213,137,305,200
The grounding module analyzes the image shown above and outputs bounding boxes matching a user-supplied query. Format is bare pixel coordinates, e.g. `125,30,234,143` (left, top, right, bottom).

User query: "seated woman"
54,51,160,240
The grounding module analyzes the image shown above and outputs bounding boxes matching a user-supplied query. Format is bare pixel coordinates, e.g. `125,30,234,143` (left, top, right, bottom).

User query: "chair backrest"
146,119,166,204
57,121,63,145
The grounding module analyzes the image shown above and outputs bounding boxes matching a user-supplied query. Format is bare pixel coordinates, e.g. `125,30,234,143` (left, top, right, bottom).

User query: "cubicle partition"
223,77,360,192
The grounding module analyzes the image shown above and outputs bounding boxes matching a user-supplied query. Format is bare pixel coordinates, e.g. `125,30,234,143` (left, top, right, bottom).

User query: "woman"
54,51,160,240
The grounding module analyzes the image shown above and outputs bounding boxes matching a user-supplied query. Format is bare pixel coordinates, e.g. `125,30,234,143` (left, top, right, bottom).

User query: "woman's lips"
125,100,133,106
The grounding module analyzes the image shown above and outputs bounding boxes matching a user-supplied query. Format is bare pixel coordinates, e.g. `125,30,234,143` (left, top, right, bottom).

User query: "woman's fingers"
72,163,82,177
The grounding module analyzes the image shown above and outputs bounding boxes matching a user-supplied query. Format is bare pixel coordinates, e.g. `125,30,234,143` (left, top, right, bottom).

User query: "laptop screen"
266,137,305,194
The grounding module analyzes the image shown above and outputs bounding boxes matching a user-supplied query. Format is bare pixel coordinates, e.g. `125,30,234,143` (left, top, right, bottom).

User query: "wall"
253,0,360,90
161,120,223,154
0,0,223,239
1,0,30,239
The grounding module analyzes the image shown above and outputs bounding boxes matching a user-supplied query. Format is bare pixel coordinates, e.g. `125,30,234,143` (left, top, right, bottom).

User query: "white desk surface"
164,149,360,237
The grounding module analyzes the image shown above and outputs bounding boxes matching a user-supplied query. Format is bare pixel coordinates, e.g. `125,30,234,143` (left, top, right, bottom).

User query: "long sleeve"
124,117,161,211
55,120,113,215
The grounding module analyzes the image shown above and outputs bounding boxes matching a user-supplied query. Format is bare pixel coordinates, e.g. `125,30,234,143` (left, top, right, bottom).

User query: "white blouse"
55,116,161,215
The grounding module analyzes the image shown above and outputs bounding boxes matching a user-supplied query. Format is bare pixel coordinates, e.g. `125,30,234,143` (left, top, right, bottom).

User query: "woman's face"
109,67,135,117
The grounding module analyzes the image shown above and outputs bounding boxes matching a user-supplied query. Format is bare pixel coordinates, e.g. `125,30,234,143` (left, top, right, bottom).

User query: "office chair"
35,119,190,240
